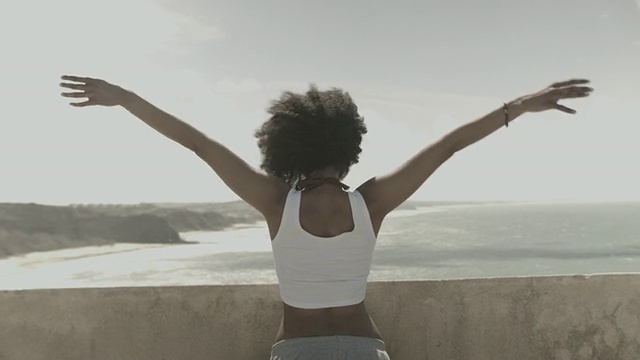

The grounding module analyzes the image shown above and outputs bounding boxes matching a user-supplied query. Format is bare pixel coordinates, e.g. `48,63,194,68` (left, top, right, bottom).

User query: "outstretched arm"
358,79,593,220
60,75,287,216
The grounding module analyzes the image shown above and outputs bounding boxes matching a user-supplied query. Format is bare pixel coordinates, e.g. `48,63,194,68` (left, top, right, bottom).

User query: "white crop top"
271,188,378,309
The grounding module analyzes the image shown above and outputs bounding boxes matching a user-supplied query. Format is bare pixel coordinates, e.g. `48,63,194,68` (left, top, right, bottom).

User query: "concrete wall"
1,274,639,360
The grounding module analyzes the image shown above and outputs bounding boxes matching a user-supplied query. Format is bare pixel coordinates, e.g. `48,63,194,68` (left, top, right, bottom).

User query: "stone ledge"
1,274,639,359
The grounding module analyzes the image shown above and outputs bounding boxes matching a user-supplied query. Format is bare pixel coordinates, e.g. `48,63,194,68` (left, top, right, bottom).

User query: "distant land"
0,199,456,259
0,200,261,258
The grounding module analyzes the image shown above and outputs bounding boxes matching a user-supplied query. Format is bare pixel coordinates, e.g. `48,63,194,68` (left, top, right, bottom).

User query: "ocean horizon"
0,201,639,290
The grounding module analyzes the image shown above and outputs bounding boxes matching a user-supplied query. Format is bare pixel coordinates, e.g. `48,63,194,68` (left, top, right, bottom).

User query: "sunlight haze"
2,0,639,204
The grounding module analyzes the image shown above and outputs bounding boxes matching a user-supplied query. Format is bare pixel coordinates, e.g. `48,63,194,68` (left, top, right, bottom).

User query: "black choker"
295,177,350,191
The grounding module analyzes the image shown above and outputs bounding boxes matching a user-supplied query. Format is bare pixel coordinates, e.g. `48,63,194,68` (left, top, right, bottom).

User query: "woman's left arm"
358,79,593,220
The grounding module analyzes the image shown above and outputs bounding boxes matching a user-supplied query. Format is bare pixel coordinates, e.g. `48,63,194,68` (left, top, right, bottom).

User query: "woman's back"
267,181,385,343
297,185,357,238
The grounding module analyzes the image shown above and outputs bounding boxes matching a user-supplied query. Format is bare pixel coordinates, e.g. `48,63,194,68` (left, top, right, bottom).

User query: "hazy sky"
2,0,639,204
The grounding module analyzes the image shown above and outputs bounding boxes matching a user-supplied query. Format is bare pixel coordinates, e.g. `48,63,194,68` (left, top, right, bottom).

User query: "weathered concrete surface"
1,274,639,360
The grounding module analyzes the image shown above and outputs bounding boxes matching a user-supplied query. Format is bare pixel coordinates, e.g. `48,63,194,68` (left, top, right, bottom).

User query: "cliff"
0,201,262,258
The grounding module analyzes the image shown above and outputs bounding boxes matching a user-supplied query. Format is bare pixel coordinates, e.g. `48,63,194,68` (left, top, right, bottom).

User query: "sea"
0,201,639,290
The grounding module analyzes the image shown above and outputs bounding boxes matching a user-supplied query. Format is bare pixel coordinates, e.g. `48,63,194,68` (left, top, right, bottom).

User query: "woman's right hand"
518,79,593,115
60,75,127,107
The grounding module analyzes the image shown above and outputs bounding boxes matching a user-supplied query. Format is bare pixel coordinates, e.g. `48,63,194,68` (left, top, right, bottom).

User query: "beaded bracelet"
503,103,509,127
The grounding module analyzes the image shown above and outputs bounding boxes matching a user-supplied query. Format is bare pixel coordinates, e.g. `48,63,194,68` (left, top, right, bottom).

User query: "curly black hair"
255,85,367,186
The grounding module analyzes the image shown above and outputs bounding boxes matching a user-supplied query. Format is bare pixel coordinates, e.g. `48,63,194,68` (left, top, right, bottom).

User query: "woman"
59,76,592,359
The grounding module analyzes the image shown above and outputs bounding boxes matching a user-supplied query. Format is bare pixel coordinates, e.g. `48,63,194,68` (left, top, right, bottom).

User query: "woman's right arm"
60,75,288,216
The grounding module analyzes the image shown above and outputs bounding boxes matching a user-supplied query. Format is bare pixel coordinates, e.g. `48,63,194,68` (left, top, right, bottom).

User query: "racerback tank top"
271,188,378,309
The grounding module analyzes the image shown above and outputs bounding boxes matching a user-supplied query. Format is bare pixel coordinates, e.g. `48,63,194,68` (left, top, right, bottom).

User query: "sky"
1,0,639,205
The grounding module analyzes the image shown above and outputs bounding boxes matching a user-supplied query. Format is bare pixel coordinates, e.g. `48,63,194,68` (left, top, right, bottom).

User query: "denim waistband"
272,335,386,351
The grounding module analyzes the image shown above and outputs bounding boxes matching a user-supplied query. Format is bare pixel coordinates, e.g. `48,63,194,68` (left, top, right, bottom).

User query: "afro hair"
254,85,367,186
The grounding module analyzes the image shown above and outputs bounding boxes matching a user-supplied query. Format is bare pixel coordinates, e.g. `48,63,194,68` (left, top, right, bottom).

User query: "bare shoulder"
355,177,386,232
355,177,381,211
262,179,292,240
262,178,291,216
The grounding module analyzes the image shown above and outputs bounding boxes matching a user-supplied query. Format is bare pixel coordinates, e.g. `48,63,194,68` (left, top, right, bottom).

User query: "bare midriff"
274,300,384,343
